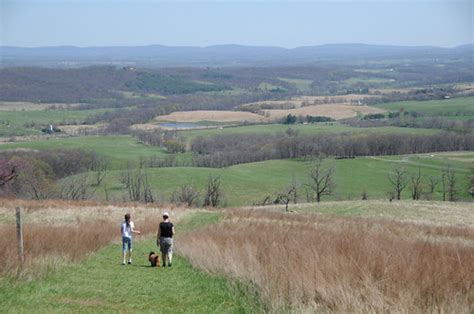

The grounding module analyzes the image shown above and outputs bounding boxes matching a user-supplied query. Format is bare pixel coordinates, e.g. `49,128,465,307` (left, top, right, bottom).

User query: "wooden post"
15,207,24,267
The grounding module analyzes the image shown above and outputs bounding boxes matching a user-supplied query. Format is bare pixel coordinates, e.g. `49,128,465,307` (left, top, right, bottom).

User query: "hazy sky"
1,0,472,48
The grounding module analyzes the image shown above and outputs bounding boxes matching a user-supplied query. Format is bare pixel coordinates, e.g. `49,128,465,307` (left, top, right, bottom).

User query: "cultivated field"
243,94,378,110
154,104,385,123
156,110,266,123
262,104,385,120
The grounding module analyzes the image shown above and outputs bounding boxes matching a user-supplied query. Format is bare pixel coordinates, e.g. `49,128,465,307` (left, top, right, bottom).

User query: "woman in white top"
121,213,141,265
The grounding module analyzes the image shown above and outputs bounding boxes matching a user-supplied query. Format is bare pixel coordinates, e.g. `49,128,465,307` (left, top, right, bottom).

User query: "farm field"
0,108,111,137
79,152,473,206
261,104,385,120
179,122,439,142
154,104,385,123
155,110,266,123
0,136,168,169
374,96,474,116
0,122,440,155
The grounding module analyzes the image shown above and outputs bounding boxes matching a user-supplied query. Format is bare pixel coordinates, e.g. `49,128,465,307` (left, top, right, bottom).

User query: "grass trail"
0,212,263,313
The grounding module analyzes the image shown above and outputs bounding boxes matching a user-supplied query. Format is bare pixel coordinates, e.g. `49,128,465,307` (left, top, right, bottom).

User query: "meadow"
0,107,112,137
76,152,473,206
1,200,472,312
0,136,168,169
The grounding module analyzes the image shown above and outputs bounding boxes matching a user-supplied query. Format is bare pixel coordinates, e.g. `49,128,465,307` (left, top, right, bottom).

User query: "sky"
1,0,472,48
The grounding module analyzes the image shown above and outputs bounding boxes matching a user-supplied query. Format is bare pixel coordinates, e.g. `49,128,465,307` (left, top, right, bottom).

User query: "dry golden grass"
243,94,378,110
58,123,107,135
155,110,266,123
177,209,474,312
263,104,385,120
0,200,189,278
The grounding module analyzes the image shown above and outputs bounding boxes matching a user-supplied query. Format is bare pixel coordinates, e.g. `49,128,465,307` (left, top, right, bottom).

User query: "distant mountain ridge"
1,43,472,67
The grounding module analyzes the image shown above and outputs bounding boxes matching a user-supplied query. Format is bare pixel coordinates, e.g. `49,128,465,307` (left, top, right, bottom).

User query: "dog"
148,251,160,267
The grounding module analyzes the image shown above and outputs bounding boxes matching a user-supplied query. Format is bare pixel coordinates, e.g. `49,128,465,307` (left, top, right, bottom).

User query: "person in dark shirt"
157,212,175,267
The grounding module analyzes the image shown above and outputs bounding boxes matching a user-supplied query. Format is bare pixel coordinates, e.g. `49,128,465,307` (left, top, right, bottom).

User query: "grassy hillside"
85,152,472,206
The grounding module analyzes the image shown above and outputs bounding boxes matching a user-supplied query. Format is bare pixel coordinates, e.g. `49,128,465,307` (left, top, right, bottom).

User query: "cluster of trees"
132,130,186,153
190,132,474,168
258,158,469,211
0,149,108,200
281,114,335,124
387,165,461,201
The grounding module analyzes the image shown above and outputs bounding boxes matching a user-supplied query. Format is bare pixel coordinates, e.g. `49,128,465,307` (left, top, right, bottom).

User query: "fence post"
15,207,24,267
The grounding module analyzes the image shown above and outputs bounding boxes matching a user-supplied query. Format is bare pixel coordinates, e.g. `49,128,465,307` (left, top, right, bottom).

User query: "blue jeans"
122,236,132,252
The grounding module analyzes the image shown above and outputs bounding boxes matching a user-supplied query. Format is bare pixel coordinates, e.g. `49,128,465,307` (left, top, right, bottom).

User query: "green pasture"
0,108,111,136
343,77,395,85
180,122,439,142
257,82,286,92
88,152,472,206
278,78,313,92
0,136,169,169
0,212,264,313
374,96,474,116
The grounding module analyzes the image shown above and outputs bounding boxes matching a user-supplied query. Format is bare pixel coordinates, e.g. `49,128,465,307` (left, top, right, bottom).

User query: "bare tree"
58,174,90,200
120,168,154,203
307,158,335,203
388,166,409,200
203,175,222,207
171,184,200,207
92,155,109,186
442,165,457,202
0,162,16,187
428,176,439,194
468,163,474,198
275,180,299,211
410,167,423,200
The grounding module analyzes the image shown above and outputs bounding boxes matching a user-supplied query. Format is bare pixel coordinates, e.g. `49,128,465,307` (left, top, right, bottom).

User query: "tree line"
189,132,474,168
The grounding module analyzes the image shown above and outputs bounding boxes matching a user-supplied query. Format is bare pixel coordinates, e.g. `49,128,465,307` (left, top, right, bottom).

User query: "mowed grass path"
0,212,263,313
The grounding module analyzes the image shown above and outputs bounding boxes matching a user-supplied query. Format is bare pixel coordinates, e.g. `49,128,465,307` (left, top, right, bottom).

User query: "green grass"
88,152,473,206
374,96,474,116
0,212,264,313
0,108,111,136
343,77,395,85
0,136,169,169
257,82,286,92
278,78,313,92
179,122,440,142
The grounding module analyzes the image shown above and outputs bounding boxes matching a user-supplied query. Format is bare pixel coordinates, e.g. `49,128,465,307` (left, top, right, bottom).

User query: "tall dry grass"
0,200,184,279
177,210,474,312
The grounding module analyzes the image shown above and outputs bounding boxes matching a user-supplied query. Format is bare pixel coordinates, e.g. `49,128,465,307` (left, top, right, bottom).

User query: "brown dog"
149,251,160,267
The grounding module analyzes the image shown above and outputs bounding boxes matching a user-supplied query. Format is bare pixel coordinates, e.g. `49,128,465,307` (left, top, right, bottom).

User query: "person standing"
157,212,175,267
121,213,141,265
